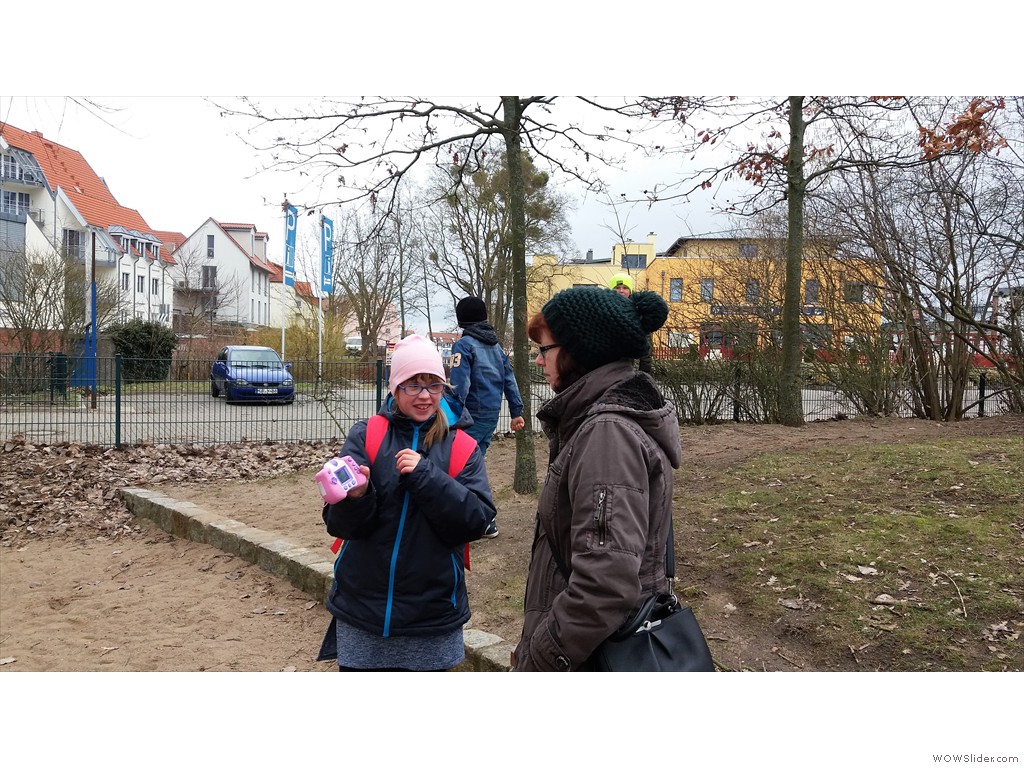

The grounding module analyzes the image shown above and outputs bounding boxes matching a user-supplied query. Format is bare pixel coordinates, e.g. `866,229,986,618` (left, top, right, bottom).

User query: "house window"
669,278,683,302
805,279,820,304
700,278,714,303
621,254,647,270
207,234,215,258
667,330,693,347
63,229,86,260
843,282,866,304
2,155,22,180
136,275,145,293
802,324,833,346
151,278,159,295
1,190,30,215
121,273,130,292
701,326,724,348
739,243,758,258
202,265,217,289
745,280,760,304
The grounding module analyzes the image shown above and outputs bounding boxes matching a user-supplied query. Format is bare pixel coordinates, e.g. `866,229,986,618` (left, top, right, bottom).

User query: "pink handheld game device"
315,455,367,504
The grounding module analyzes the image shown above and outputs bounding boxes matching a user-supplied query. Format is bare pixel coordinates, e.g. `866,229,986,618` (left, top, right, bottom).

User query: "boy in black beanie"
450,297,526,538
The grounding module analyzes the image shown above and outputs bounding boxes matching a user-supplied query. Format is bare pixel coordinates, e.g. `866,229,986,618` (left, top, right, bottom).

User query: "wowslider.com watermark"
932,756,1019,764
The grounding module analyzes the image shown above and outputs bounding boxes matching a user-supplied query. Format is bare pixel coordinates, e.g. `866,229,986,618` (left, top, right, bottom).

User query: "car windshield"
229,349,282,368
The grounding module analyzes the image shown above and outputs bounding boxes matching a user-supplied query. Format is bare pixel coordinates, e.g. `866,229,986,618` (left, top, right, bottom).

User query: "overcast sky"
5,3,1012,332
1,95,737,331
0,95,728,260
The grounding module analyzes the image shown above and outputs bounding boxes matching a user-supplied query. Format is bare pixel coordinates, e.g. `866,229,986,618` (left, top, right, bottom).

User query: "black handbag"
547,518,714,672
588,592,714,672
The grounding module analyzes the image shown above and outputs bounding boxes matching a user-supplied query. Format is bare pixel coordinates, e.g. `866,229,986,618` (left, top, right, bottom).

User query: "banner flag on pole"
320,215,334,294
284,204,297,287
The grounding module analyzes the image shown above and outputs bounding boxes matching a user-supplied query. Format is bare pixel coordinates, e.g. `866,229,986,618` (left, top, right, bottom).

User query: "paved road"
1,381,1001,447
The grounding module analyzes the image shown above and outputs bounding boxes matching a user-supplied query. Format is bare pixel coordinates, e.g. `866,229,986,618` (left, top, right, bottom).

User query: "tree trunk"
501,96,537,494
779,96,807,426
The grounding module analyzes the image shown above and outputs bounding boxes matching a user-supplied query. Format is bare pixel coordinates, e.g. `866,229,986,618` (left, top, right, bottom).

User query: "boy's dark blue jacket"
449,322,524,423
322,394,496,637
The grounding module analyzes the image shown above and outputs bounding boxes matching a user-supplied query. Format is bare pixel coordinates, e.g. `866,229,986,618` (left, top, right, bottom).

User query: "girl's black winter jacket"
322,397,496,637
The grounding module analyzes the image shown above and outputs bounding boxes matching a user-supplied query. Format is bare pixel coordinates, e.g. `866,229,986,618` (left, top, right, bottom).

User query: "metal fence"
0,353,1005,448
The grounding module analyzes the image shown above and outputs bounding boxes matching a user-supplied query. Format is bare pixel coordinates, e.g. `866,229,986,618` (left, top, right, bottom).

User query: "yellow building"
649,237,882,358
529,234,882,359
528,234,658,310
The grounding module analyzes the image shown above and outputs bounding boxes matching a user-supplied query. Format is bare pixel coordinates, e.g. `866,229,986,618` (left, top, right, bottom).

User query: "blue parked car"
210,345,295,404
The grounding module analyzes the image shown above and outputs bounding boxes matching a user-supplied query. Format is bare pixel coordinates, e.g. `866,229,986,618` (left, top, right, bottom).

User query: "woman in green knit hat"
512,286,681,671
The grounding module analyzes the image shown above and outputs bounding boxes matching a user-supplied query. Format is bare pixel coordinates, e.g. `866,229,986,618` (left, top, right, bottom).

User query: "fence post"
376,358,384,411
115,354,122,448
732,366,741,423
978,372,986,418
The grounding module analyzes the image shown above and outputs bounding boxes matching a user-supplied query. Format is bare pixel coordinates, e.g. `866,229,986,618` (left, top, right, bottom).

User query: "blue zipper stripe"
449,553,459,606
332,540,349,579
383,425,419,637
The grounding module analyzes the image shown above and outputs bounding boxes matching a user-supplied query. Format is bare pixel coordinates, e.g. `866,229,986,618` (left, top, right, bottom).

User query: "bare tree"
213,96,644,493
0,245,118,355
618,96,1010,426
420,148,575,344
332,211,405,360
812,124,1024,417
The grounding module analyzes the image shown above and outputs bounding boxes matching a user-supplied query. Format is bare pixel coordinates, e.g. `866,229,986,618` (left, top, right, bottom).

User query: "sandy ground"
2,413,1021,672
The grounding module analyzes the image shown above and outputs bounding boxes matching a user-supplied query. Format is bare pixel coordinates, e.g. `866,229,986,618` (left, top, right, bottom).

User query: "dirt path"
2,414,1020,672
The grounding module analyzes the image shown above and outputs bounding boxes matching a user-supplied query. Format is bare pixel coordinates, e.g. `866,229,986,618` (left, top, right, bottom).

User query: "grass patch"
687,437,1023,670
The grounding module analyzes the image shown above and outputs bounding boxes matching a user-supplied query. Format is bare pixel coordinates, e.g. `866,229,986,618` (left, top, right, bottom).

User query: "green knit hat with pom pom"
541,286,668,371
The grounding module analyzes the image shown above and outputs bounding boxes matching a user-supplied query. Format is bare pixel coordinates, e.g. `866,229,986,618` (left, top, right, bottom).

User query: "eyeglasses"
397,382,445,396
537,343,562,360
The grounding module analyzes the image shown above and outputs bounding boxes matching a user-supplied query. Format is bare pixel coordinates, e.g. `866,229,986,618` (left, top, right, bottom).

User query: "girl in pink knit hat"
318,334,497,671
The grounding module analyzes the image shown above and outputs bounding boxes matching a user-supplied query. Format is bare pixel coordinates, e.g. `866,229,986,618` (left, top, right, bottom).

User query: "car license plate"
255,388,277,395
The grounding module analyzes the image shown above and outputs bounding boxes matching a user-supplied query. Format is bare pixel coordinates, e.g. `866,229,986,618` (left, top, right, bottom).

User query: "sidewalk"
120,487,514,672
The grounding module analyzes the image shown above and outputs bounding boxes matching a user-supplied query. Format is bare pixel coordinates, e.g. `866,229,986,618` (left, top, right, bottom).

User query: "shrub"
108,320,177,382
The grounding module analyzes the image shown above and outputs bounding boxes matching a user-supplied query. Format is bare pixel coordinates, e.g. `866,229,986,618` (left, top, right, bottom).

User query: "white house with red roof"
0,122,176,339
170,219,275,329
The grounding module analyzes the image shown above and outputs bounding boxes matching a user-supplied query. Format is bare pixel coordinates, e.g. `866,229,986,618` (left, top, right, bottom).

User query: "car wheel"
225,386,236,404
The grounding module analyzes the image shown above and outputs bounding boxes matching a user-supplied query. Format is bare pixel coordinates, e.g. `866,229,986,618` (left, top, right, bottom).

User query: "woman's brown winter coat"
513,361,681,671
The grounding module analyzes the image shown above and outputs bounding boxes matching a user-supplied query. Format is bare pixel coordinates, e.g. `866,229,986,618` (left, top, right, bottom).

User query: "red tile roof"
0,122,154,235
151,230,185,265
430,332,460,344
153,230,187,252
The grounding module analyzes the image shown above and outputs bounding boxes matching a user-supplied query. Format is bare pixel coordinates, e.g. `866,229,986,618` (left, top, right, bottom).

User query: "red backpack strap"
448,429,479,571
330,415,390,555
365,414,389,464
448,429,477,478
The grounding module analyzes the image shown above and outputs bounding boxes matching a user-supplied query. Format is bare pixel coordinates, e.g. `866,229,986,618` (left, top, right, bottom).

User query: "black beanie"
456,297,487,326
541,286,668,371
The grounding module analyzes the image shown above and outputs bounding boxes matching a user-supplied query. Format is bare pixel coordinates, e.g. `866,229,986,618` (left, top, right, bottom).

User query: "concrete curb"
120,487,514,671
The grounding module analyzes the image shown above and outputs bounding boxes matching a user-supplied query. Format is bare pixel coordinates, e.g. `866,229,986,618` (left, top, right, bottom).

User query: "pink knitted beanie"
388,334,446,396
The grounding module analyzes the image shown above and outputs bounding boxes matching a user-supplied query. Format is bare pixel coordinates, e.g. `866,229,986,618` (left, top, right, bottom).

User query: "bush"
656,357,737,425
108,320,177,382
